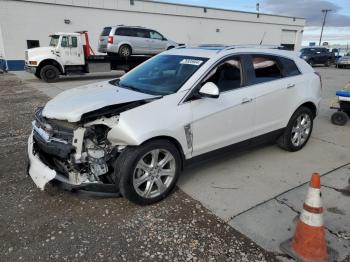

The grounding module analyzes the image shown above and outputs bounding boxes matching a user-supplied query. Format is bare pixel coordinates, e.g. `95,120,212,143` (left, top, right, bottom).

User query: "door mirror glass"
199,82,220,98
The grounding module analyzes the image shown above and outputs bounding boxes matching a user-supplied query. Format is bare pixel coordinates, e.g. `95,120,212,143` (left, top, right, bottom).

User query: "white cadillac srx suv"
27,46,322,205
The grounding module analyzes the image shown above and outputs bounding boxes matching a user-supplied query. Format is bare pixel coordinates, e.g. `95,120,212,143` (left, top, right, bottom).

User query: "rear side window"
115,27,136,37
279,57,301,77
251,55,283,84
101,27,111,36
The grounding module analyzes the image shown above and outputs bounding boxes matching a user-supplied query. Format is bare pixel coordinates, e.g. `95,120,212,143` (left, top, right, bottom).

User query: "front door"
59,35,84,65
148,30,167,54
190,56,255,157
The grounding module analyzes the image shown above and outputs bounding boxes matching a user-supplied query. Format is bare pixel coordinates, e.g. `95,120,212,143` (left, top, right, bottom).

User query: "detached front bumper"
27,132,56,190
27,132,120,197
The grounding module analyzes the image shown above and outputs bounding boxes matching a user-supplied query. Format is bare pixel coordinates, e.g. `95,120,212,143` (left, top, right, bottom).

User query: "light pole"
319,9,332,46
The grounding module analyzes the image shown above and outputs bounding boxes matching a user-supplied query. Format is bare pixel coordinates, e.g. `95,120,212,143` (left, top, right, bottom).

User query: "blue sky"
158,0,350,45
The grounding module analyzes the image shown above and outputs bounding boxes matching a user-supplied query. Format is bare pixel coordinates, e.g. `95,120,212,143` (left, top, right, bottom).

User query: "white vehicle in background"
24,31,151,82
98,25,178,57
27,45,322,205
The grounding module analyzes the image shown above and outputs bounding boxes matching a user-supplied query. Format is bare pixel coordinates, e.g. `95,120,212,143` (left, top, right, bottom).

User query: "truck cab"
25,32,85,82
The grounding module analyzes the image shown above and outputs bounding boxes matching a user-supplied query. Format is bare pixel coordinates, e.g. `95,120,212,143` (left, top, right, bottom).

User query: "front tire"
115,140,181,205
277,107,314,152
40,65,59,83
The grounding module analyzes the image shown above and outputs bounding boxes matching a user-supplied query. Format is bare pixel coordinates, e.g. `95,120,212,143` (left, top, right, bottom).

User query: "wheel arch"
298,101,317,119
37,59,64,74
140,135,186,170
118,43,133,53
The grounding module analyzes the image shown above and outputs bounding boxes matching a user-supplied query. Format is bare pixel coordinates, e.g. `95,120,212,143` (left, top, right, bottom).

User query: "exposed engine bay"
29,99,154,194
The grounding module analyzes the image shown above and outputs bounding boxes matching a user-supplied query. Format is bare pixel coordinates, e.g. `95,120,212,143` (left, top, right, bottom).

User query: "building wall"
0,0,305,70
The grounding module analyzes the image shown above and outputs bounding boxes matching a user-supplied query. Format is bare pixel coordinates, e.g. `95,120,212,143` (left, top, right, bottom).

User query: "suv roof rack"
218,44,285,53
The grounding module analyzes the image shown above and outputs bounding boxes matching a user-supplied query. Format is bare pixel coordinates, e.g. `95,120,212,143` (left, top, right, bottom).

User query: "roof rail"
217,44,284,53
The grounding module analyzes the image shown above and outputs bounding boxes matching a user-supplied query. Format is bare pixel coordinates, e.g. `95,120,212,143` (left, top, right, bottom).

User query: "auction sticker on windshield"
180,59,203,66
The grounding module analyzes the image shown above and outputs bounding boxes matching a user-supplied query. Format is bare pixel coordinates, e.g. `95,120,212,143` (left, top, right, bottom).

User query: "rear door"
247,54,303,137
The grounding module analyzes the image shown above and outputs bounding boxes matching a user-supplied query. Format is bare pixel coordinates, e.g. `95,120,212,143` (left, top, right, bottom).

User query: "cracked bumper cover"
27,132,120,197
27,132,56,190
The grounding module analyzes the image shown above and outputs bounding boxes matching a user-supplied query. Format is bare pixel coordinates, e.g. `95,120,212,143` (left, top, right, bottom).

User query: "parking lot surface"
5,68,350,261
0,73,276,261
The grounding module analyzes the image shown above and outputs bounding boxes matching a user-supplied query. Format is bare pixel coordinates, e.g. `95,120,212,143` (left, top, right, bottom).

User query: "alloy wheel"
133,149,176,198
291,113,311,147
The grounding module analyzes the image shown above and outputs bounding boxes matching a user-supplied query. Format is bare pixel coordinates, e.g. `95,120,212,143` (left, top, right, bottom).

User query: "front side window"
117,55,208,95
150,31,164,40
71,36,78,48
61,36,68,48
202,57,242,92
252,55,283,84
49,35,59,47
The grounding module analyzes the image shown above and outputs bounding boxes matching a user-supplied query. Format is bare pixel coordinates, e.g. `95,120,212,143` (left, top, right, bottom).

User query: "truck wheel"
119,45,131,58
331,111,348,126
34,71,41,79
277,107,314,152
40,65,59,83
325,59,331,67
114,139,181,205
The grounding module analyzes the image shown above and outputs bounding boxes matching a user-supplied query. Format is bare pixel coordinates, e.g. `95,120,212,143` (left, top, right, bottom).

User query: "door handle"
241,98,253,104
287,84,295,89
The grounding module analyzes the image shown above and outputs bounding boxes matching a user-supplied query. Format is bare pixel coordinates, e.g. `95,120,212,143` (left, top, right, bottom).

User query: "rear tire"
114,139,181,205
325,59,331,67
119,45,132,58
277,107,314,152
331,111,348,126
40,65,59,83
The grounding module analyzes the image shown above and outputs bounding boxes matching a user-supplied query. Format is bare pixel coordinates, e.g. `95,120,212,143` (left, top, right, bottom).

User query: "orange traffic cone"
280,173,338,262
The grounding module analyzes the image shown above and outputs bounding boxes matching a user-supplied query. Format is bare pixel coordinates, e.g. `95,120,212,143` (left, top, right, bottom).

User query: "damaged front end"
27,107,124,196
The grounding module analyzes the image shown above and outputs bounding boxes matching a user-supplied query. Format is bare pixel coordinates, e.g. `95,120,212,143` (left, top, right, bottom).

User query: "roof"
165,45,301,60
52,32,81,36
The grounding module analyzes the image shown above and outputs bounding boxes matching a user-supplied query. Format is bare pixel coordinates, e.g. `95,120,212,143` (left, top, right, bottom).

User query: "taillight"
314,71,322,89
108,36,113,44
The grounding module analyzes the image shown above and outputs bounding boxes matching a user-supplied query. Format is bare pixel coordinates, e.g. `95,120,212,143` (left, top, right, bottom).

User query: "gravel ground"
0,73,277,261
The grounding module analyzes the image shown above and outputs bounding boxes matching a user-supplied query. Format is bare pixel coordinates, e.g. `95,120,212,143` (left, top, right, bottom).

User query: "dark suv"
300,47,335,66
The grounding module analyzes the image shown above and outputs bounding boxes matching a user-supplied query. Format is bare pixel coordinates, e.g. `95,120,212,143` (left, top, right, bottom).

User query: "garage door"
281,29,297,50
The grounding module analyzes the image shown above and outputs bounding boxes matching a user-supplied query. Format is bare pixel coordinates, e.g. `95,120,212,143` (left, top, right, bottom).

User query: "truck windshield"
117,55,208,95
49,35,60,47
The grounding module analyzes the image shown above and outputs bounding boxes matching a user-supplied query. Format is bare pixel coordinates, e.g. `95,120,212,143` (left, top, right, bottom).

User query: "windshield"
117,55,208,95
49,35,60,47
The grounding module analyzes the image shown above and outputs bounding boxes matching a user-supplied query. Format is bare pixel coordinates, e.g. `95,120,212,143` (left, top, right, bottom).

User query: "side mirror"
198,82,220,98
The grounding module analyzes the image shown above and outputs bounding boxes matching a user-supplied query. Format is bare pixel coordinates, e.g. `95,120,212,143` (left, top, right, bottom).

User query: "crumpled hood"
42,81,157,122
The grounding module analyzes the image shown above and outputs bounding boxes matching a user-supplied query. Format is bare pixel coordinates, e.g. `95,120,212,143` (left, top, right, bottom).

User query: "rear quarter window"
279,57,301,77
101,27,111,36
